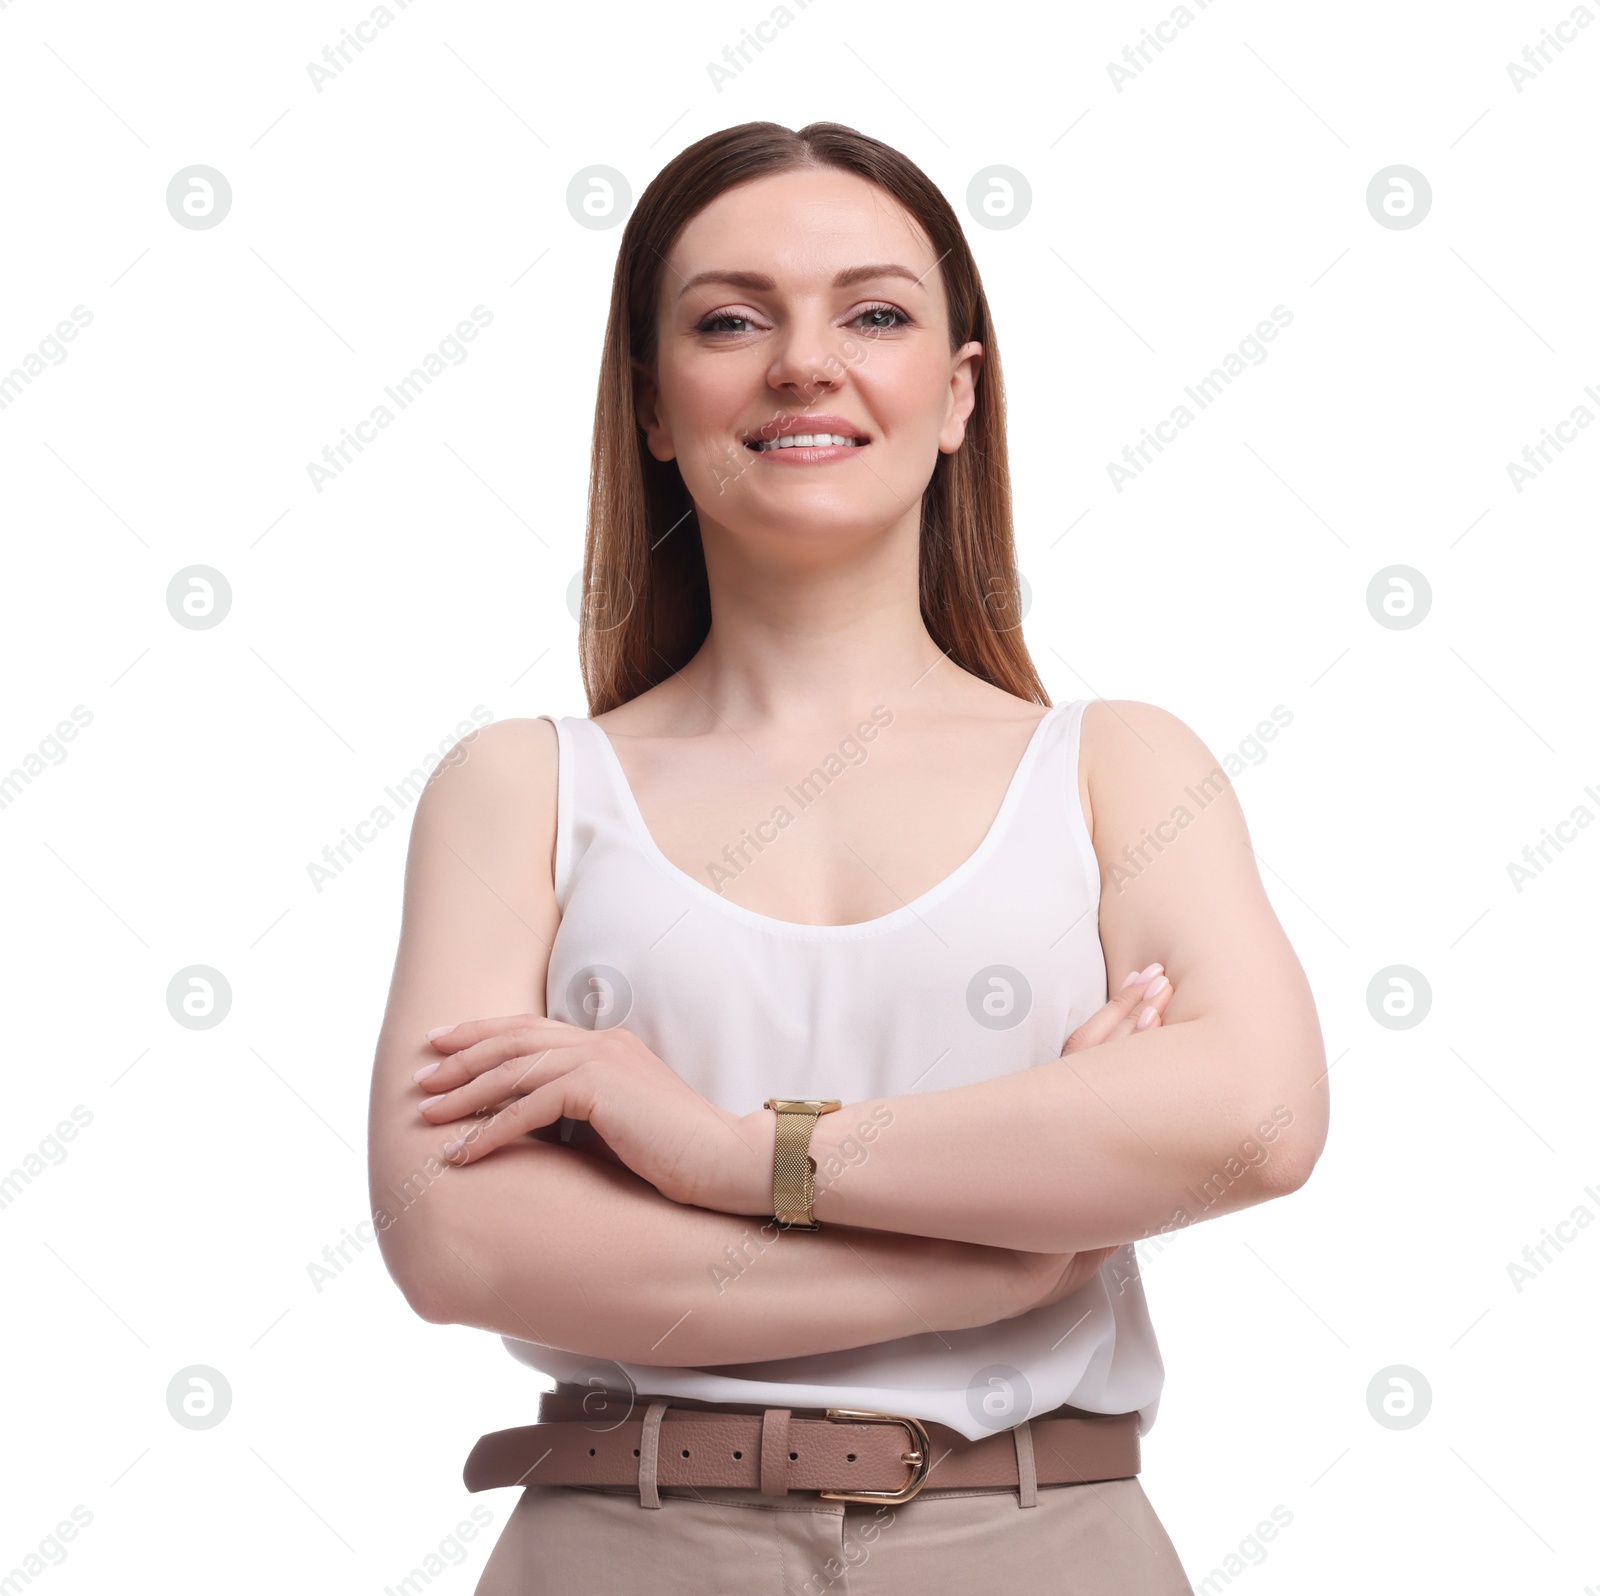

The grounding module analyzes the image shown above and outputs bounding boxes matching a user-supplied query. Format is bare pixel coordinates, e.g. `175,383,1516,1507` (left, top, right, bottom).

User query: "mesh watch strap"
763,1098,842,1229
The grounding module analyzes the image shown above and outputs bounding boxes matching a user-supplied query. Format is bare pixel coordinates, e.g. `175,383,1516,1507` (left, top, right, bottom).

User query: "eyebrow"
676,263,928,300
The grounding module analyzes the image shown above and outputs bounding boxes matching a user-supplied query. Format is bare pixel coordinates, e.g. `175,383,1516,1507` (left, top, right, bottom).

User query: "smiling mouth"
745,433,868,451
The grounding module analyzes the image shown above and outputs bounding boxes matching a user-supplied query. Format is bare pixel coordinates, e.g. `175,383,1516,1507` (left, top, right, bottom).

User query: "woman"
367,120,1327,1594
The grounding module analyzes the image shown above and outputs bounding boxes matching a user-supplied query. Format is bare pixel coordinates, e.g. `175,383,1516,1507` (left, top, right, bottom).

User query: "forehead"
663,166,937,291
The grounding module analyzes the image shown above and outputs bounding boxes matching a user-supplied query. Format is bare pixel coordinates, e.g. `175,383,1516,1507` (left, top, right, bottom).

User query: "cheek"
854,350,952,439
678,358,746,412
654,371,746,479
672,366,766,454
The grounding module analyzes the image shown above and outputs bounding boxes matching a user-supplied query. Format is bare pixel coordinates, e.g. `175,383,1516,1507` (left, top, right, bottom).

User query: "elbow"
381,1242,457,1326
374,1201,467,1327
1245,1102,1326,1199
369,1140,494,1328
1234,1064,1328,1198
1257,1139,1318,1197
395,1263,459,1326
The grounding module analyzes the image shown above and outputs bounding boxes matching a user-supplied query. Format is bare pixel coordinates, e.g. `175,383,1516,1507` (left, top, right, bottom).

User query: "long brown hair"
578,120,1049,715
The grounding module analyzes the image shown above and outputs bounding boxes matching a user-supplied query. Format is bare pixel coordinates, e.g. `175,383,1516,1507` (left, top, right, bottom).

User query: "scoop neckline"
577,703,1070,940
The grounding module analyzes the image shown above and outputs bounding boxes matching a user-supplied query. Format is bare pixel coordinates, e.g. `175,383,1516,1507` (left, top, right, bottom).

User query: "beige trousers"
473,1462,1195,1594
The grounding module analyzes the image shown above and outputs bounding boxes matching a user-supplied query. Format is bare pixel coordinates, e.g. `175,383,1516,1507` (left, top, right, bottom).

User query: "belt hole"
788,1451,797,1461
588,1448,596,1457
732,1450,742,1459
846,1453,856,1462
632,1448,640,1457
681,1449,691,1458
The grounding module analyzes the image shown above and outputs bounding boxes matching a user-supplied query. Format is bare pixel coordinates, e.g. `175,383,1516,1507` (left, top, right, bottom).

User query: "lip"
743,413,869,446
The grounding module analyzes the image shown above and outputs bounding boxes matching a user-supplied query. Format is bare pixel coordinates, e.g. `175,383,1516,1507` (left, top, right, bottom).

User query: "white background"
1,1,1595,1591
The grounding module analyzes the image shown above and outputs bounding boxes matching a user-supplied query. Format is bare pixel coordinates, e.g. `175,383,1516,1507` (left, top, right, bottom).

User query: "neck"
678,518,950,730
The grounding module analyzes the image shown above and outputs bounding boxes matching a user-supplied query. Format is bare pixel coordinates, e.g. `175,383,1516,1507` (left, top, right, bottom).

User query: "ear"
937,342,985,454
630,356,676,462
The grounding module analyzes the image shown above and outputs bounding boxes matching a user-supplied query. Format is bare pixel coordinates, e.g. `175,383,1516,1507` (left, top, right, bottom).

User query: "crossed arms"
366,705,1327,1368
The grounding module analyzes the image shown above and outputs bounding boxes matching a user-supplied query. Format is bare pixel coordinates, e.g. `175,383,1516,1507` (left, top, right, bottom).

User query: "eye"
852,302,912,332
694,303,913,337
695,310,762,335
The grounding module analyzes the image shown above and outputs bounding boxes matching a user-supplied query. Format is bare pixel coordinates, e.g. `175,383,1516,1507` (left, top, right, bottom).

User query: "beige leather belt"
463,1388,1140,1505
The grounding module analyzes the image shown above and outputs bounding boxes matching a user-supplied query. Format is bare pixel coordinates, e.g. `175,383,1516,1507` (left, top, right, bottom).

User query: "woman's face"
635,166,983,560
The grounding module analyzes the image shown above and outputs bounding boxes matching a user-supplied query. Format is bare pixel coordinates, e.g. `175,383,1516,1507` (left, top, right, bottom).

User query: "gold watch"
763,1098,842,1229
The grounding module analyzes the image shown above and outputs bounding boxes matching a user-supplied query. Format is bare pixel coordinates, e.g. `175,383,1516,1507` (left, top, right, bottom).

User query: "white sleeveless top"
502,699,1166,1442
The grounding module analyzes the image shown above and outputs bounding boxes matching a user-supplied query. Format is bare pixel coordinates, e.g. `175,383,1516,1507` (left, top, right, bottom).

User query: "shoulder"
409,716,560,873
1079,698,1216,768
1077,699,1237,838
592,673,696,736
417,715,556,805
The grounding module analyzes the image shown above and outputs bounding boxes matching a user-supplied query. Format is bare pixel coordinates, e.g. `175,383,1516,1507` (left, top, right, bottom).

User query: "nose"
765,310,851,404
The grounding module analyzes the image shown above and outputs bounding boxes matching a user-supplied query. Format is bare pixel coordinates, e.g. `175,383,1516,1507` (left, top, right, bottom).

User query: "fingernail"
426,1025,457,1040
412,1061,440,1082
441,1137,465,1158
1119,970,1142,991
1137,962,1163,981
419,1094,445,1112
1143,975,1169,1000
1136,1005,1157,1030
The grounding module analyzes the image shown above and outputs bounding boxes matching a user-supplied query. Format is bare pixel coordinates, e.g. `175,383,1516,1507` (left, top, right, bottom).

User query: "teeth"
752,433,863,450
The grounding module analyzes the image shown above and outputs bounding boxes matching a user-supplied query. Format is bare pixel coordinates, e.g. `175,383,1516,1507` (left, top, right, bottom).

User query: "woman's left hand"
1060,963,1173,1054
415,1015,764,1210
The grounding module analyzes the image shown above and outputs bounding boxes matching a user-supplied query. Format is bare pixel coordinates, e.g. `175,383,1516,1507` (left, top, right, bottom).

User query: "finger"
439,1092,545,1166
1075,965,1164,1042
442,1078,576,1166
1063,971,1171,1052
1133,972,1173,1033
422,1013,591,1061
1061,964,1164,1053
1108,972,1171,1041
1150,974,1176,1021
420,1049,566,1125
415,1021,592,1092
422,1013,541,1054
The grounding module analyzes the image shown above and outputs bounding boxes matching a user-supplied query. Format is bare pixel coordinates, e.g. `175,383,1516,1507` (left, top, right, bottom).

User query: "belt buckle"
818,1408,933,1503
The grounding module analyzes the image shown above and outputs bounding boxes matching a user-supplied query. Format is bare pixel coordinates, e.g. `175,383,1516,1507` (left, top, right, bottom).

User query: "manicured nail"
419,1094,445,1112
1119,970,1142,991
1143,975,1169,1000
412,1061,440,1082
1136,1005,1157,1030
426,1025,457,1040
1137,962,1163,981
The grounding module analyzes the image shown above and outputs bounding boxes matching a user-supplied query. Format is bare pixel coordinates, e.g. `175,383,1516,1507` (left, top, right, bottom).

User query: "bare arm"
367,717,1078,1362
779,700,1330,1253
393,1133,1070,1364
